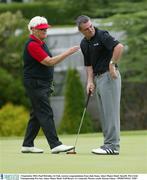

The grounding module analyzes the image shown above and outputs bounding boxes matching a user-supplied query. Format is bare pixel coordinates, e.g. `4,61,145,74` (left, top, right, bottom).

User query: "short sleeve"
27,41,49,62
100,31,119,50
80,40,91,66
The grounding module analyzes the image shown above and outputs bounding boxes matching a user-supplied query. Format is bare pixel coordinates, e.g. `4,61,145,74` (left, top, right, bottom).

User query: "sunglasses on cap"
38,28,48,31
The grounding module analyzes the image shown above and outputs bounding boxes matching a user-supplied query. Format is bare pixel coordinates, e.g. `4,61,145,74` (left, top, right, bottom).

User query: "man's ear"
31,27,37,33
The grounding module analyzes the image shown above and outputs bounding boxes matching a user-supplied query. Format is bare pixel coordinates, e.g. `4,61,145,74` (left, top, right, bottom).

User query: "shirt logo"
93,43,99,46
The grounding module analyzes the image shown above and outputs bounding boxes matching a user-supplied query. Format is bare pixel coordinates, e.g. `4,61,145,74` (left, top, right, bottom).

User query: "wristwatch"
110,60,117,65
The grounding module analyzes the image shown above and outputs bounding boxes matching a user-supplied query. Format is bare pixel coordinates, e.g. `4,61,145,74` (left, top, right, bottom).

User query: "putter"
67,91,91,154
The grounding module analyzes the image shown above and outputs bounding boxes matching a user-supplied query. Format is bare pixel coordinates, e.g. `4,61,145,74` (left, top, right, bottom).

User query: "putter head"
66,151,77,154
66,147,76,154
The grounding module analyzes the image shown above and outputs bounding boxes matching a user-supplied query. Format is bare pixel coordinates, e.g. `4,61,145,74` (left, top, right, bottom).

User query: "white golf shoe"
92,147,119,155
51,144,74,154
21,146,44,153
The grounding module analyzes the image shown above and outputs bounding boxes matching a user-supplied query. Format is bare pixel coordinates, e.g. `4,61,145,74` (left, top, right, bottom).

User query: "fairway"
0,131,147,173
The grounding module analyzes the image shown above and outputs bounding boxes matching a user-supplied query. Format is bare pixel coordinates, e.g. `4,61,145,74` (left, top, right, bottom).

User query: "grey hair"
76,15,91,30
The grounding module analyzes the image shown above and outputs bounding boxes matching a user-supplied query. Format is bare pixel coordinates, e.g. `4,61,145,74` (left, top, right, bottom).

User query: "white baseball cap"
28,16,51,32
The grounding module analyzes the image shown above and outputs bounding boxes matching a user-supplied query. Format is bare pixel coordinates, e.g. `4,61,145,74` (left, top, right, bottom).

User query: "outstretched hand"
68,45,80,55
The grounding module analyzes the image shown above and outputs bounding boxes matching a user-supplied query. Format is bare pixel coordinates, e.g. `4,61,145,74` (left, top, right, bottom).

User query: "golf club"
67,91,91,154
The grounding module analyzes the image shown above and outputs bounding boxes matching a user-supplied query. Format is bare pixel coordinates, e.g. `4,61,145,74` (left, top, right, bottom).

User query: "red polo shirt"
27,35,49,62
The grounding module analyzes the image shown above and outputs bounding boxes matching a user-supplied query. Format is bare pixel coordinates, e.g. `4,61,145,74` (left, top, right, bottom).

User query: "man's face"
32,28,48,40
79,20,95,39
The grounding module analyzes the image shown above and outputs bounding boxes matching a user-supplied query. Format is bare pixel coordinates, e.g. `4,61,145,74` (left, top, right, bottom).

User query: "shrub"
0,103,29,136
0,3,72,25
0,1,146,25
58,69,94,134
120,82,147,130
0,68,30,108
0,11,30,108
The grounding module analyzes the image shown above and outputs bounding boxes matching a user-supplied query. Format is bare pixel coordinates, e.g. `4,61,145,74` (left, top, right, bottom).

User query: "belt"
95,70,107,76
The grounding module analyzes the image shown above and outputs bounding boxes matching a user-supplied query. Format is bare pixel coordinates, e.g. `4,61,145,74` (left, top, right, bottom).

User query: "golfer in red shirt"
21,16,79,154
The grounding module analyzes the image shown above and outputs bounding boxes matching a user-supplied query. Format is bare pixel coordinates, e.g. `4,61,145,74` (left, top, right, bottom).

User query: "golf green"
0,131,147,173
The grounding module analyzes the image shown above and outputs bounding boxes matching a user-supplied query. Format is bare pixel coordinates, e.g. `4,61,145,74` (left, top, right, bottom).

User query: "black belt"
95,70,107,76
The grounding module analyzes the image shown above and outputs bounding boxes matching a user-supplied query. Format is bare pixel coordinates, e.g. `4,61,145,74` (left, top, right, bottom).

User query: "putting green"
0,131,147,173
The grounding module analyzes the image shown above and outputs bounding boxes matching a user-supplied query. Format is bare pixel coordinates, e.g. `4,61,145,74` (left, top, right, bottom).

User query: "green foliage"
0,68,30,108
0,1,146,25
121,82,147,130
0,68,12,106
102,11,147,82
0,11,27,77
58,69,94,134
0,3,71,25
0,11,30,108
0,103,29,136
0,0,146,132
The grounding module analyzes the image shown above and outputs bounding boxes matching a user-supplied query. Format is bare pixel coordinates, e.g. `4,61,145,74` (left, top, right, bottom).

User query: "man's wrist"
110,60,117,65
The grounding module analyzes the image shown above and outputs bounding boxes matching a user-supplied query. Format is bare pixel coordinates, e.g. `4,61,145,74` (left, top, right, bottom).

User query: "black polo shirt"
80,27,119,75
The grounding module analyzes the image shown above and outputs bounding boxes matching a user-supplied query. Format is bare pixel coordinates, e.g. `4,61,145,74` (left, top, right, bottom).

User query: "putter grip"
85,91,91,108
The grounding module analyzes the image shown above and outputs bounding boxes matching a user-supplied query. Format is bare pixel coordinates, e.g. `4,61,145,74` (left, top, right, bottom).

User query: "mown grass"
0,130,147,173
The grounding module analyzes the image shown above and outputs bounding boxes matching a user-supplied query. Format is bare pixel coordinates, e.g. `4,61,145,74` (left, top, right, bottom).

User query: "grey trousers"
95,71,121,151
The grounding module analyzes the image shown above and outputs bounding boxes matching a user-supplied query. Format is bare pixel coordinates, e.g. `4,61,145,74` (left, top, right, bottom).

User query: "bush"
0,103,29,136
0,1,146,25
121,82,147,130
0,11,30,108
0,11,27,77
103,11,147,82
58,69,94,134
0,68,30,108
0,3,73,25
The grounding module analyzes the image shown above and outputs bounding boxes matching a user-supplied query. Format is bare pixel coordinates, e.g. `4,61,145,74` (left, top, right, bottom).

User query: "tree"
0,11,27,77
0,11,29,107
58,69,94,134
100,11,147,82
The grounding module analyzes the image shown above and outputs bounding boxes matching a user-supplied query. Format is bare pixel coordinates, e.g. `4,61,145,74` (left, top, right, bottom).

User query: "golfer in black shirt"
76,15,124,155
